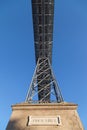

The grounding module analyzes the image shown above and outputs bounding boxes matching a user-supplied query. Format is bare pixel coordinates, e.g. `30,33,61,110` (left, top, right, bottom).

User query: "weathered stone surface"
6,102,84,130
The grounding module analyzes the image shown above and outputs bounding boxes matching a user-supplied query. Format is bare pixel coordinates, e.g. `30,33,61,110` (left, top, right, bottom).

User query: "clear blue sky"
0,0,87,129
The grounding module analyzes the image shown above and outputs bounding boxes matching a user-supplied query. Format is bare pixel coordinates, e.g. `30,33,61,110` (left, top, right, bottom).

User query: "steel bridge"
26,0,63,103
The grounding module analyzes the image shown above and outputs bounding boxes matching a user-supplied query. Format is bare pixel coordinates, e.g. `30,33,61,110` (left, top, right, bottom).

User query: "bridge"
26,0,63,103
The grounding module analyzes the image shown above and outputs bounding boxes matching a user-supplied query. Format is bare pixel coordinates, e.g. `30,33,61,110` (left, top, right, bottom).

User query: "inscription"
28,116,61,126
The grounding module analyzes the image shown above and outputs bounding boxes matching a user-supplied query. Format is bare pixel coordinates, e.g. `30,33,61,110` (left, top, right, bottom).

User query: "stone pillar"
6,102,84,130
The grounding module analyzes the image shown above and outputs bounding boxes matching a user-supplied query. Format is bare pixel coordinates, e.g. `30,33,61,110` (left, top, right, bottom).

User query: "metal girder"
32,0,54,63
25,58,63,103
25,0,64,103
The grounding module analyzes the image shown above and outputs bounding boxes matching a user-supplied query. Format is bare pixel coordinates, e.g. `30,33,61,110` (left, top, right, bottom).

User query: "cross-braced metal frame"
25,0,64,103
26,58,63,103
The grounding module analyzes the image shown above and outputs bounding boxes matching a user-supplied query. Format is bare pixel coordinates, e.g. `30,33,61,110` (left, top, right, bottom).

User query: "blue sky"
0,0,87,129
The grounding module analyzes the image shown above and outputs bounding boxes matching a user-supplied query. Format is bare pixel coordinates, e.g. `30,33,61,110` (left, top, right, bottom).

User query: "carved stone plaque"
28,116,61,126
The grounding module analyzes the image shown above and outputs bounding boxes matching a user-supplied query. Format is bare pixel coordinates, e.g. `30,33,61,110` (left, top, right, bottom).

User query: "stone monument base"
6,102,84,130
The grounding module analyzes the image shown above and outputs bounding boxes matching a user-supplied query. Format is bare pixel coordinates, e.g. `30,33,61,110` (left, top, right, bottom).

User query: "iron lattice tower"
26,0,63,103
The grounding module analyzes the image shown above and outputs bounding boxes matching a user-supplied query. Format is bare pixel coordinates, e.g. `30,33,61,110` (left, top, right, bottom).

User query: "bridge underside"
32,0,54,63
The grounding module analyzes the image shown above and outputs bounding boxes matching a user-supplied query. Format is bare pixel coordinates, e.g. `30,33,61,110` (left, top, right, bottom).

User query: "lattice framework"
25,0,64,103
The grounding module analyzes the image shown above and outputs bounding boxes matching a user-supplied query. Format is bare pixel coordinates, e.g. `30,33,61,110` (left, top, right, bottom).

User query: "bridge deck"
32,0,54,63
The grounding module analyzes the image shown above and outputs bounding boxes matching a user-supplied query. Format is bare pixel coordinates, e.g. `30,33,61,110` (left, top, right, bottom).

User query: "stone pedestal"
6,102,84,130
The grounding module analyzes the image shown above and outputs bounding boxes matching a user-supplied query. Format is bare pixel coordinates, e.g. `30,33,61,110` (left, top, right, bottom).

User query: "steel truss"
32,0,54,63
26,58,63,103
